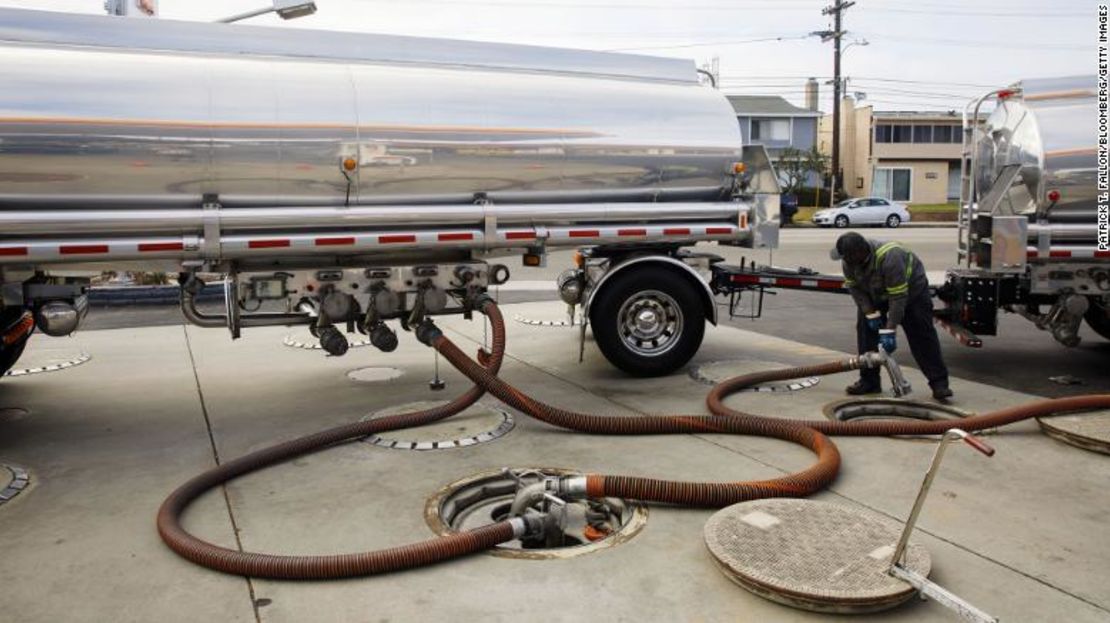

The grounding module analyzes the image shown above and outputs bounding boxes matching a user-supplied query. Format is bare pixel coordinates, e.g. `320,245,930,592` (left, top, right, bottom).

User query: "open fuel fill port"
425,467,647,560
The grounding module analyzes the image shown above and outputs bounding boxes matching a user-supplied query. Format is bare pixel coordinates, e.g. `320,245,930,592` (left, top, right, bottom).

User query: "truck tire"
589,266,705,377
1085,299,1110,341
0,310,32,379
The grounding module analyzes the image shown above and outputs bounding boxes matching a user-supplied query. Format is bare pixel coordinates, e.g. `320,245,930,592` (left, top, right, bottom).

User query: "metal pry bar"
889,428,998,623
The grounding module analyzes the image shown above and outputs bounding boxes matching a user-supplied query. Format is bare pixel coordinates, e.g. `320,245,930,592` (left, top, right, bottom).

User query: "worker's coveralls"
842,240,949,390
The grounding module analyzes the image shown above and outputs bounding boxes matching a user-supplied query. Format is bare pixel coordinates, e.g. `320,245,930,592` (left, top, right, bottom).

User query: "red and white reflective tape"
727,273,846,290
1026,247,1110,260
0,220,746,263
0,237,196,262
539,223,742,245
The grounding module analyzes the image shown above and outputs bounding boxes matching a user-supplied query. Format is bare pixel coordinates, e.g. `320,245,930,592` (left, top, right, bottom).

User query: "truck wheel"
589,267,705,377
1085,299,1110,341
0,310,32,379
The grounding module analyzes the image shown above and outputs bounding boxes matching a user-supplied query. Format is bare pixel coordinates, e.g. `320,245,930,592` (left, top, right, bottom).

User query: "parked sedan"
811,197,911,228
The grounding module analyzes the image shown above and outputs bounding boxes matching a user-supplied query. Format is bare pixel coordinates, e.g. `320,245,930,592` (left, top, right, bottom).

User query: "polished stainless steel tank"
0,9,743,211
972,76,1096,225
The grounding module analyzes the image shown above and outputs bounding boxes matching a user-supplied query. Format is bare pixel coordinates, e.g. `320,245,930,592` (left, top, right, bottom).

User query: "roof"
726,95,822,117
0,8,695,83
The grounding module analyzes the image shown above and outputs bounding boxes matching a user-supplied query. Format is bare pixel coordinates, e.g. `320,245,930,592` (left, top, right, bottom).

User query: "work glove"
878,329,897,353
865,311,884,332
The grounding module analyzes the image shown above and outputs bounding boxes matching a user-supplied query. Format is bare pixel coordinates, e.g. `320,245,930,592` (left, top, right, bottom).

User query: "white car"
811,197,911,228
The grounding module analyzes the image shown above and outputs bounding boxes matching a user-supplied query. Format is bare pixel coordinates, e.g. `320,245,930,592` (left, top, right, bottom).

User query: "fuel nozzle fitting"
857,350,913,397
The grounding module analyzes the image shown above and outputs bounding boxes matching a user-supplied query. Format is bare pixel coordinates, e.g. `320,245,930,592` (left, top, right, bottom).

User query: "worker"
831,232,953,401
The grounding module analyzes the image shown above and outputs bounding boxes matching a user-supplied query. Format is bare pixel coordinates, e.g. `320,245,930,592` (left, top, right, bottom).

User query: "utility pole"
813,1,854,208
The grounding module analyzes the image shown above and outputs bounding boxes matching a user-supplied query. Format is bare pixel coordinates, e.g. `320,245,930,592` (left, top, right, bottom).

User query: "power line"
606,34,811,51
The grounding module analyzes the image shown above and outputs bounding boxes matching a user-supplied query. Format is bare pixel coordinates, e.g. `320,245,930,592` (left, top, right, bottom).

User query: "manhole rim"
0,463,32,507
1036,410,1110,455
704,499,930,614
361,401,516,451
690,359,821,393
424,466,648,560
345,366,405,383
822,397,992,439
3,352,91,377
282,334,374,350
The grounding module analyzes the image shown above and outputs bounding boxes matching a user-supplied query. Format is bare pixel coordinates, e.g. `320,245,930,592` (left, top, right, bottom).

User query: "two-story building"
729,95,822,185
819,97,976,205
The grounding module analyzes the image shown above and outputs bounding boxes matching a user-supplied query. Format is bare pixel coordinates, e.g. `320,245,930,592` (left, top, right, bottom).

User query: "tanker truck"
934,76,1109,348
0,8,780,379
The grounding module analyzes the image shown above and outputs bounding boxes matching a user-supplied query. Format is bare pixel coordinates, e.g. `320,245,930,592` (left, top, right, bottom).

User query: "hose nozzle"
857,351,913,397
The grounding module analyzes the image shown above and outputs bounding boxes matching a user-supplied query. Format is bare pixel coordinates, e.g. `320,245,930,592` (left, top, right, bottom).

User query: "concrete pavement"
1,301,1108,622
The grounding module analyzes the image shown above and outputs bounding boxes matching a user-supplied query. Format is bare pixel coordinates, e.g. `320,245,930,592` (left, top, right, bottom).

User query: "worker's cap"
830,232,869,262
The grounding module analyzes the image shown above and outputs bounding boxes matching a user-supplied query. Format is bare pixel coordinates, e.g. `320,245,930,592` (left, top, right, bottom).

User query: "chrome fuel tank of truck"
0,9,742,211
971,76,1096,224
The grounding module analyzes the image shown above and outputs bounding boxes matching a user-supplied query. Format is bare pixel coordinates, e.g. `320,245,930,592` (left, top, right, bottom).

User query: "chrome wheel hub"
617,290,683,356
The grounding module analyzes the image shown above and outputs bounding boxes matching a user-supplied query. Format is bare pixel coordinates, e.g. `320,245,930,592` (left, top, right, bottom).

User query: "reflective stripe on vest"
875,242,914,296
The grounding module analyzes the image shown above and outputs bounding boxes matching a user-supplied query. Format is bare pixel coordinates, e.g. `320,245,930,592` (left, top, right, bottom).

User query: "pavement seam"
444,324,1110,616
181,325,264,623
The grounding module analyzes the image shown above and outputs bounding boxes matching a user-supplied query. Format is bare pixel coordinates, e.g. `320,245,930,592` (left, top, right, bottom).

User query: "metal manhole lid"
362,401,514,450
705,499,930,613
691,360,820,392
0,464,30,505
1038,409,1110,455
4,352,91,377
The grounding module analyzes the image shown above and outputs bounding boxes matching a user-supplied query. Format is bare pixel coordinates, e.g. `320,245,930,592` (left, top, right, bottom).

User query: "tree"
776,146,829,196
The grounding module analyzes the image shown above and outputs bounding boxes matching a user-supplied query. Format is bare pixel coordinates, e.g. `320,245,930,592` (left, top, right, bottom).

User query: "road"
80,227,1109,398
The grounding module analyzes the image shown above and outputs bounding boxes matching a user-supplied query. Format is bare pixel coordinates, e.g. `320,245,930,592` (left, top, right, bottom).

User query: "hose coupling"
466,291,496,312
508,512,548,539
414,319,443,346
558,475,589,499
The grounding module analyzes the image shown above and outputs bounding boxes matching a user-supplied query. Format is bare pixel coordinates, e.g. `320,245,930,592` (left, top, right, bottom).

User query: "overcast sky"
0,0,1095,112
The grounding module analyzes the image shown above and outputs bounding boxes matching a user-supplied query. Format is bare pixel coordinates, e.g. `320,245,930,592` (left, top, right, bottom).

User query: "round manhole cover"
346,367,404,383
704,499,930,614
691,360,820,392
1038,408,1110,455
511,313,583,328
282,333,373,350
823,398,988,440
426,467,647,560
0,407,31,423
362,401,514,450
0,464,31,507
3,351,90,377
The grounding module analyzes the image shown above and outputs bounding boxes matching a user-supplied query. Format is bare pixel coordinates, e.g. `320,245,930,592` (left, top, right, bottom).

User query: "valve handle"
962,433,995,457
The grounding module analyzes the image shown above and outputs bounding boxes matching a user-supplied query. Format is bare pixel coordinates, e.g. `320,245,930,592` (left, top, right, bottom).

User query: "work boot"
931,384,954,402
845,380,882,395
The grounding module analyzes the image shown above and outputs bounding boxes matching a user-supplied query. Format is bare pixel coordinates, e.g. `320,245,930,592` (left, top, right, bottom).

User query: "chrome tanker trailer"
0,9,779,378
935,76,1109,347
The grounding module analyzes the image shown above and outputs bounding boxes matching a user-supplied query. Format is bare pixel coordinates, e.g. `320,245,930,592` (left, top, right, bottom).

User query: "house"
728,95,822,184
819,97,980,205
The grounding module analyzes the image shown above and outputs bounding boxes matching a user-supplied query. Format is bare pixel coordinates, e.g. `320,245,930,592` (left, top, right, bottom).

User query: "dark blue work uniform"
843,240,950,391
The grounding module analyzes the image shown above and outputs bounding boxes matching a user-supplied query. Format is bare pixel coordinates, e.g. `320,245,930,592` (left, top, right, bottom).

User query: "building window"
876,123,961,144
933,125,960,143
873,167,912,202
751,118,790,142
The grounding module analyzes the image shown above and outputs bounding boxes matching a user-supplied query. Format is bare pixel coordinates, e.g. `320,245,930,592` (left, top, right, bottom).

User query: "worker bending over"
832,232,952,401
